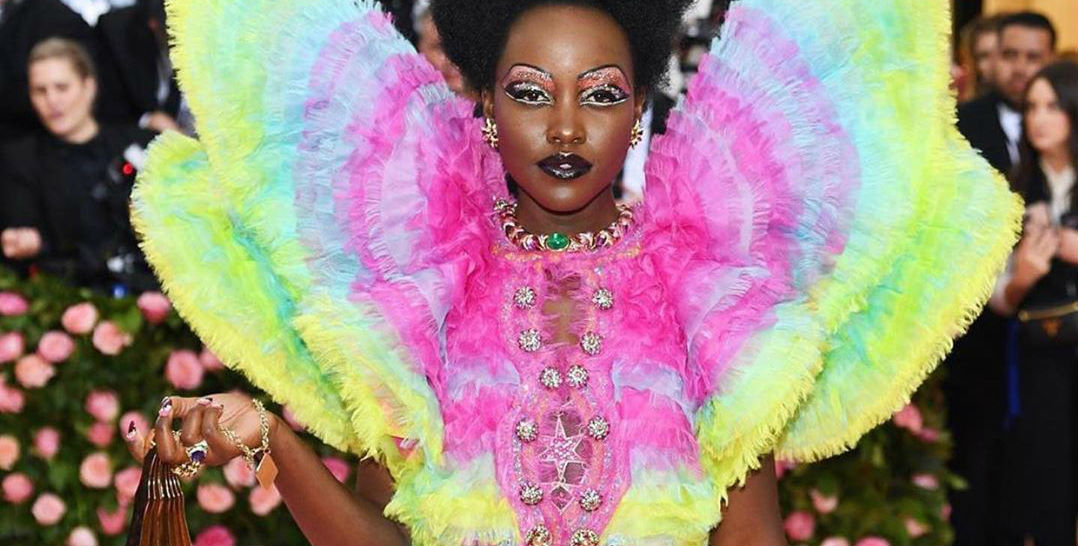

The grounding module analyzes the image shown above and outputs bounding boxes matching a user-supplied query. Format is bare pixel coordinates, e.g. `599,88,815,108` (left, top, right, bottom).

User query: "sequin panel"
519,329,542,352
592,288,614,310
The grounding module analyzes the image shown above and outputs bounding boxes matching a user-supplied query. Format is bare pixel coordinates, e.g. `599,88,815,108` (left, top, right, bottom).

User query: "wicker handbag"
125,447,192,546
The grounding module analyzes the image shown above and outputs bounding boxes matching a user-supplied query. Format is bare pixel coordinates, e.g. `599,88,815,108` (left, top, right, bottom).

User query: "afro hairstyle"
430,0,694,94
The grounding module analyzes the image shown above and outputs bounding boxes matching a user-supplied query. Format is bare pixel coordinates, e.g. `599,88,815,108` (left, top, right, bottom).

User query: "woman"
994,61,1078,546
126,0,1021,545
0,37,155,293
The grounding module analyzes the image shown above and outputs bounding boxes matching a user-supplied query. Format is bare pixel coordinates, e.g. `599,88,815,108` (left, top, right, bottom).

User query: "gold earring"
482,118,499,149
629,119,644,148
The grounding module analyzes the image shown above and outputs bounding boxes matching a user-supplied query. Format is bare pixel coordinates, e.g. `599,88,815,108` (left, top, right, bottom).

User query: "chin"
518,177,610,214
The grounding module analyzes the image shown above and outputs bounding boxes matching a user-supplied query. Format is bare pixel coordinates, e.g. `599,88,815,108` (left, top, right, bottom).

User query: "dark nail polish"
128,421,136,433
161,397,172,409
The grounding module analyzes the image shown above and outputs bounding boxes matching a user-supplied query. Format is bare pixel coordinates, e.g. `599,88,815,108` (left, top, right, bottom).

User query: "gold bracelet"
219,399,276,487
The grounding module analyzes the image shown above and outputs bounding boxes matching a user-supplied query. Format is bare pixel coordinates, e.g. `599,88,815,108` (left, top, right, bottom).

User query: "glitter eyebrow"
577,65,631,91
501,64,555,93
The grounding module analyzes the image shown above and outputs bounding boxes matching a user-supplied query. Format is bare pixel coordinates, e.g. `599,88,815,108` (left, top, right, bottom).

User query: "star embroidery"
537,413,586,484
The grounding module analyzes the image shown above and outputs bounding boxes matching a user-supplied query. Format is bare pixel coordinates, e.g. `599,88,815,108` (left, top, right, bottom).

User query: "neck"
514,189,619,236
63,118,99,144
1041,146,1072,174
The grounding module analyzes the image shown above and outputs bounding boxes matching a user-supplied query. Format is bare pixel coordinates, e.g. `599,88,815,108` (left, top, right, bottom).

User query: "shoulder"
100,124,156,150
0,133,41,175
956,94,999,126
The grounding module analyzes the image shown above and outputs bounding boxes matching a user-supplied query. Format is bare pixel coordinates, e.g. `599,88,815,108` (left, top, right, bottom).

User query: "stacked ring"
171,440,209,478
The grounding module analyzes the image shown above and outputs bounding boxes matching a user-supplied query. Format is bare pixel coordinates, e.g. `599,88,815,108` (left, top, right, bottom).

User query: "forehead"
499,5,633,81
1000,26,1052,50
1028,78,1057,100
28,58,79,83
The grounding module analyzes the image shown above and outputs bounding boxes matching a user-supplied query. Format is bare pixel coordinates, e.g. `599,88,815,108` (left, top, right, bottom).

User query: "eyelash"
505,82,630,107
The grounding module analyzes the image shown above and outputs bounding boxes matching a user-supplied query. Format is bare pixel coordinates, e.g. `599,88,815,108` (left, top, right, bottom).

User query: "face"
1024,77,1071,157
418,15,468,96
997,26,1053,106
973,32,999,88
483,5,644,214
28,58,96,140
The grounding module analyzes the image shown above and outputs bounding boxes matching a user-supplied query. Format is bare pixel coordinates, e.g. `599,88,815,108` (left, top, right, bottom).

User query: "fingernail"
198,397,212,406
212,403,224,410
126,421,137,439
159,404,172,417
160,397,172,410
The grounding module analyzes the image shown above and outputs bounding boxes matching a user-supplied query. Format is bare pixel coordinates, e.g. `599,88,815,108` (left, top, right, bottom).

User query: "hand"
142,111,181,133
124,393,277,468
1012,224,1058,287
1,227,42,259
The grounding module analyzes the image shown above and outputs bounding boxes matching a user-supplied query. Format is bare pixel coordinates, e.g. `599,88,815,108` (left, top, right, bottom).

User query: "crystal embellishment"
566,364,589,388
539,367,562,389
520,482,543,505
515,419,538,443
570,528,600,546
518,329,541,352
525,525,552,546
587,416,610,440
592,288,614,310
579,488,602,512
514,287,537,309
579,332,603,356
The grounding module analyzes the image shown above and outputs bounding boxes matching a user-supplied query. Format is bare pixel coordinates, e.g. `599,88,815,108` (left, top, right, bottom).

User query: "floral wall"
0,270,956,546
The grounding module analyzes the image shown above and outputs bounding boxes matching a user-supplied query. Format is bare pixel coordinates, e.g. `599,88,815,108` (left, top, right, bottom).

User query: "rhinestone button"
579,332,603,356
539,367,562,389
520,482,543,505
515,419,538,443
525,524,552,546
592,288,614,310
514,287,537,309
587,416,610,440
566,364,589,388
518,329,542,352
579,488,602,512
570,528,600,546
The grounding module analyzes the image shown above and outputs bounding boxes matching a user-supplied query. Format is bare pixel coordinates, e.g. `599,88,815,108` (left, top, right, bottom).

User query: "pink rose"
774,459,795,480
810,489,839,514
97,505,127,536
0,332,24,363
67,526,98,546
941,503,952,520
917,427,941,443
855,537,891,546
199,348,225,372
34,427,60,459
0,292,29,316
113,467,141,504
85,390,120,422
904,517,928,538
79,452,112,489
15,354,55,388
912,473,939,490
223,457,255,489
165,350,204,390
249,485,282,516
892,404,923,434
322,456,351,483
193,525,236,546
62,303,99,335
821,538,851,546
784,510,816,541
119,411,149,439
136,292,172,324
0,434,19,469
31,493,66,525
87,422,115,447
2,473,34,503
0,382,26,413
91,321,132,356
281,405,305,431
197,483,235,513
37,331,75,363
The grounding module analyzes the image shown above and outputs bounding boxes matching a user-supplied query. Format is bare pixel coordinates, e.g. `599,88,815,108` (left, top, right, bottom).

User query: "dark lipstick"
537,152,593,180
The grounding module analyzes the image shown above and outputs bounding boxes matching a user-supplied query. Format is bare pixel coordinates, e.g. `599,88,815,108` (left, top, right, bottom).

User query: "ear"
481,88,495,120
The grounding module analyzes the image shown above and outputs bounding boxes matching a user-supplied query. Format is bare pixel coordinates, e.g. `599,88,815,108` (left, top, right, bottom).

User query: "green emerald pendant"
546,232,570,251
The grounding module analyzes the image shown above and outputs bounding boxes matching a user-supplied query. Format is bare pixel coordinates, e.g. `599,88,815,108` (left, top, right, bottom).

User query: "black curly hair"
430,0,693,94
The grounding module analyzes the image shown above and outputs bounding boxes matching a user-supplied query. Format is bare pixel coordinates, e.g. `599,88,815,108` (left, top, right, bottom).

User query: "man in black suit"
947,11,1056,546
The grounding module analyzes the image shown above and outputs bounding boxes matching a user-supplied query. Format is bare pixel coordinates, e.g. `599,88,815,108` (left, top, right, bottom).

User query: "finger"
154,397,184,464
179,397,212,445
202,404,236,466
124,419,147,462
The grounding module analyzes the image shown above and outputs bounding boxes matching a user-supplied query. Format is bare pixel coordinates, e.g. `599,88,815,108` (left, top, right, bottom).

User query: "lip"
537,152,593,180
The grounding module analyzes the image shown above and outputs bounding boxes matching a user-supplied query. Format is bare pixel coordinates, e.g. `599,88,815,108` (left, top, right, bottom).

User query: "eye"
579,84,629,107
505,82,552,105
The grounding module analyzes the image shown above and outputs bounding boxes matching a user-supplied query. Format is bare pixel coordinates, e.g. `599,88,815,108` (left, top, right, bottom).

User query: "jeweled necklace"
494,198,635,253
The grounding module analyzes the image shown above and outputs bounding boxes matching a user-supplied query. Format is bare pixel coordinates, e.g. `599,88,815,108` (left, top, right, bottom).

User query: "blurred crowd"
1,0,1077,544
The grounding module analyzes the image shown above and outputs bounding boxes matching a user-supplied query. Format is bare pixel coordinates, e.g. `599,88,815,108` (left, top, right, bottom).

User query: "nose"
546,101,585,146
